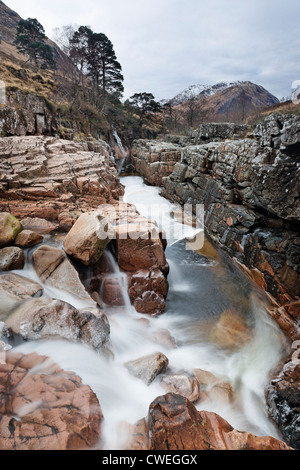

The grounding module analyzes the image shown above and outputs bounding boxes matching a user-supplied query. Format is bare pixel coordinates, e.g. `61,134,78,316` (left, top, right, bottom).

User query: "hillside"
0,0,73,73
166,81,279,128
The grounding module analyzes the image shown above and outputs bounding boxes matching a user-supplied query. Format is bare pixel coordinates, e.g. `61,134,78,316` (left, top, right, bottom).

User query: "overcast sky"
5,0,300,101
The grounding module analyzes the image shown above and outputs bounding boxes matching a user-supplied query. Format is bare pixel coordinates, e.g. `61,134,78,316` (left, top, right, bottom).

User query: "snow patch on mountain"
162,81,243,106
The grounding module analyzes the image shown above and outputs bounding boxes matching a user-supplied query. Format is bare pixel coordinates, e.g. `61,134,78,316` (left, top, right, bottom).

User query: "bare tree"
52,24,78,55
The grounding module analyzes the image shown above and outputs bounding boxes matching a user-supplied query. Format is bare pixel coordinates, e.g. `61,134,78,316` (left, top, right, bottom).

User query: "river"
12,174,286,449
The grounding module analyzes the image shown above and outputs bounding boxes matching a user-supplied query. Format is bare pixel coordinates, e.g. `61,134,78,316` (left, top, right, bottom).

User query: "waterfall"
96,131,115,164
100,249,134,313
113,128,127,174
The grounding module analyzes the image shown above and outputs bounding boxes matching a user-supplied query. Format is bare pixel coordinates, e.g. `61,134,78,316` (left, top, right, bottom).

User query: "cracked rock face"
0,351,102,450
0,136,124,226
265,359,300,450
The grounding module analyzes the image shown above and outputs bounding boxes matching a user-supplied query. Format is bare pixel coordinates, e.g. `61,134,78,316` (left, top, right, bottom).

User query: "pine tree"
87,32,124,99
128,93,162,121
14,18,55,69
69,26,92,75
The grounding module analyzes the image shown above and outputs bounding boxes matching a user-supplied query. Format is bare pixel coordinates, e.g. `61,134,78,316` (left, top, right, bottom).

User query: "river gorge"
0,115,299,451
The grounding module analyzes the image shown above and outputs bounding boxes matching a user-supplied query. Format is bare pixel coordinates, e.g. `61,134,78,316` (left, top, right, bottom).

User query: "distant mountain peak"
162,80,279,125
165,81,243,106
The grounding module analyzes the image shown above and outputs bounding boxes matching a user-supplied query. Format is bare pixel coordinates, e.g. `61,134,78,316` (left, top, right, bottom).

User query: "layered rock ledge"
0,136,124,227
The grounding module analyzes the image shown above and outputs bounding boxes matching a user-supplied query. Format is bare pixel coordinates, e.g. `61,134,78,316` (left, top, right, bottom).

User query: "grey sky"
5,0,300,101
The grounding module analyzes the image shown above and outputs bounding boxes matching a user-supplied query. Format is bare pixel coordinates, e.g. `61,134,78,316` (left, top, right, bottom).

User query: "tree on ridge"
14,18,56,70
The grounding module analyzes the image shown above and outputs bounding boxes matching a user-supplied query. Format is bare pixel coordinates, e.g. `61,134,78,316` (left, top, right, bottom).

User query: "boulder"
125,352,169,385
0,273,43,311
14,230,44,247
128,269,168,315
0,212,22,247
160,374,200,402
32,245,95,302
0,351,102,450
193,368,235,404
115,220,166,273
63,212,113,266
0,246,25,271
5,297,110,352
148,393,292,450
20,217,57,234
75,204,169,315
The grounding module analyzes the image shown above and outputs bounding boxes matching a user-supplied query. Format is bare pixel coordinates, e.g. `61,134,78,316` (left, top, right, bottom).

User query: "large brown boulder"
0,351,102,450
75,204,169,315
14,229,43,247
127,269,168,315
147,393,292,450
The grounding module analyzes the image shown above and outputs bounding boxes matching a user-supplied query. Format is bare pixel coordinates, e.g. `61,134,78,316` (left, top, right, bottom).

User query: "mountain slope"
0,0,73,73
166,81,241,106
169,81,279,126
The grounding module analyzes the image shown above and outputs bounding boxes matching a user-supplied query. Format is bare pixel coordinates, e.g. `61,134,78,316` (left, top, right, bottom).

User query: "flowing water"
6,175,287,449
113,128,128,175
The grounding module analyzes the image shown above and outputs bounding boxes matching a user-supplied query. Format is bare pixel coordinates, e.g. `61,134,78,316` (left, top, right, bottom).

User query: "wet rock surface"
0,351,102,450
0,273,43,306
32,245,97,302
127,393,292,450
265,358,300,450
76,203,169,315
5,297,110,352
125,352,169,385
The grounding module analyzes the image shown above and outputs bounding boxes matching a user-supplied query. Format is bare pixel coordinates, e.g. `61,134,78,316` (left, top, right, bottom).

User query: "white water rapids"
10,175,286,449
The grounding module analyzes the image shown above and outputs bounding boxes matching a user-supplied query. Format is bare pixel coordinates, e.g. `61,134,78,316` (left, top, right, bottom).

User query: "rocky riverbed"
0,117,298,450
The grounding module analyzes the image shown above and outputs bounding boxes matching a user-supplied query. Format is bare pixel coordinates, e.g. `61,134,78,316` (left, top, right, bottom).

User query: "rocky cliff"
133,115,300,337
131,114,300,448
